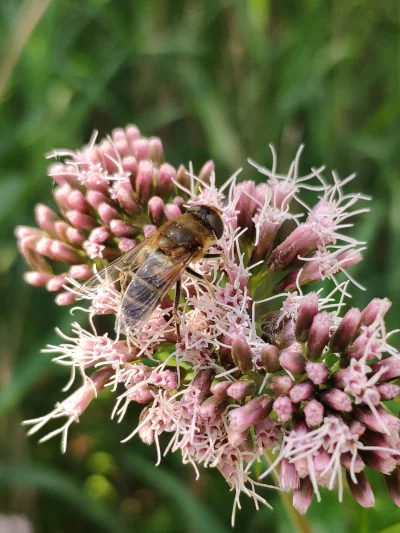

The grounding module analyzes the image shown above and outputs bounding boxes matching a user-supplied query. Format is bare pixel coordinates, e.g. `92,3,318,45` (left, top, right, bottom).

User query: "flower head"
17,125,400,523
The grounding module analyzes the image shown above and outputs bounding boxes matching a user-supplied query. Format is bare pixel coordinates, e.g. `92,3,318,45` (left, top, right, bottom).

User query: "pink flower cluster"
17,125,400,524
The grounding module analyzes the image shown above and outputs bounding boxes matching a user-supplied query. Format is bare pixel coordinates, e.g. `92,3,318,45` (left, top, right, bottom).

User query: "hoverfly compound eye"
206,211,224,239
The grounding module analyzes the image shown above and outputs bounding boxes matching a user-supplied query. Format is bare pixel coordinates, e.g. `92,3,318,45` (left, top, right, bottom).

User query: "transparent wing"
75,239,150,299
117,247,196,335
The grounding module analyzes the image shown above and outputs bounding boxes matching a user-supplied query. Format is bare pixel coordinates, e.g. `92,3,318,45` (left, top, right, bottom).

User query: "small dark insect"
76,205,224,340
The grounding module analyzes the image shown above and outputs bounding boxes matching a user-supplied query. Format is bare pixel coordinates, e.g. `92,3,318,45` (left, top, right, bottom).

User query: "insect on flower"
75,204,224,340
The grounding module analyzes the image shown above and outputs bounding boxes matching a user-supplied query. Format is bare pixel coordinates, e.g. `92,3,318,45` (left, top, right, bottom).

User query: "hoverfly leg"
174,279,182,343
203,253,224,259
185,267,215,298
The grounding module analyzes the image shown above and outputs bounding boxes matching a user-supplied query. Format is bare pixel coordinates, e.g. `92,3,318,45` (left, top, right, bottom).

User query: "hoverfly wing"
75,239,149,299
117,247,196,335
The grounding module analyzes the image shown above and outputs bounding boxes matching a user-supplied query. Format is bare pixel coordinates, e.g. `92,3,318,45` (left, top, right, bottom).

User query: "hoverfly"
76,205,224,340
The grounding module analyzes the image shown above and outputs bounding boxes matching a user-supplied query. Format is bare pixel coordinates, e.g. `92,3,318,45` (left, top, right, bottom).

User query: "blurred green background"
1,0,400,532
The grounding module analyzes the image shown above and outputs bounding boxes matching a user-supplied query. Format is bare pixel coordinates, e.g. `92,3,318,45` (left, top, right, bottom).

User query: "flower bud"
346,471,375,508
136,161,155,205
148,196,166,226
115,182,141,216
305,361,329,385
98,202,120,226
228,395,273,432
304,399,324,427
377,383,400,401
279,343,306,374
148,137,164,165
24,271,54,287
330,307,361,352
280,458,300,491
228,428,250,448
47,275,66,292
164,203,182,220
199,396,226,419
66,210,97,230
384,467,400,507
293,477,313,514
191,369,215,404
226,380,256,401
175,165,190,191
260,344,280,373
270,375,293,395
273,395,297,422
210,381,231,399
66,226,85,247
320,388,352,412
109,219,138,237
231,336,253,374
360,298,391,327
295,293,319,342
341,452,365,474
289,381,314,403
133,139,150,161
198,160,215,185
55,291,76,306
86,190,111,210
69,189,89,212
50,241,82,264
69,264,93,280
361,451,397,474
156,164,176,198
354,406,400,436
35,204,61,236
307,312,331,361
372,355,400,381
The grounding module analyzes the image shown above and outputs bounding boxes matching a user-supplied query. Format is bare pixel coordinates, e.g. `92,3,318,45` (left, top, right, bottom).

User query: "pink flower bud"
295,293,319,342
55,291,76,306
341,452,365,474
88,226,110,244
228,395,273,432
143,224,157,238
289,381,314,403
304,399,324,427
228,428,250,448
273,395,297,422
235,181,257,236
133,139,150,161
231,336,253,374
148,137,164,165
51,241,82,264
118,238,137,253
175,164,190,191
66,226,85,247
198,160,215,185
384,467,400,507
270,375,293,395
109,219,138,237
360,298,391,327
279,343,306,374
47,275,66,292
54,184,73,210
354,406,400,435
361,450,397,474
164,203,182,220
24,271,54,287
86,190,111,210
191,369,215,404
307,312,331,361
372,355,400,381
260,344,280,373
148,196,166,226
125,124,141,143
320,388,352,412
156,164,176,198
346,471,375,507
53,221,70,242
268,224,317,272
68,189,89,212
35,204,60,236
200,396,226,419
69,264,93,280
210,381,231,399
330,307,361,352
280,458,300,491
226,380,256,401
98,202,120,226
293,477,313,514
136,160,155,204
378,383,400,401
306,361,329,385
36,237,56,259
115,182,141,216
66,210,97,230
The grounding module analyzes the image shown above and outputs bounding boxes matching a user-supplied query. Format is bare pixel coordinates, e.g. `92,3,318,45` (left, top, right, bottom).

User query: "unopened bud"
330,307,361,352
231,336,253,374
148,196,166,226
270,375,293,395
360,298,391,327
279,343,306,374
304,399,324,427
199,396,226,419
226,380,256,401
385,467,400,507
307,312,331,361
320,388,352,412
295,293,319,342
273,395,297,422
293,477,313,514
289,381,314,403
228,395,273,432
260,344,280,373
